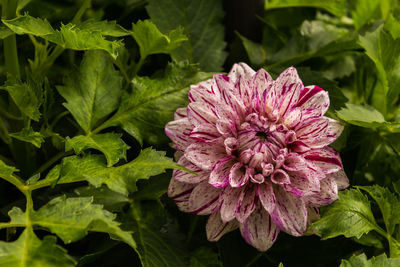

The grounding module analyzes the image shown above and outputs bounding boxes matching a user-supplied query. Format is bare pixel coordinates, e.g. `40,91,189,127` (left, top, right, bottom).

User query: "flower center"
255,131,268,142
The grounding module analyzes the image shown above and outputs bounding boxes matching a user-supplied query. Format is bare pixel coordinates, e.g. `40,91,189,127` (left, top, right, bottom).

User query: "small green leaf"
0,228,76,267
190,247,221,267
0,160,18,177
337,103,385,127
2,77,41,121
237,32,266,66
0,25,13,39
105,62,210,144
125,200,189,267
3,14,123,58
340,253,400,267
131,20,187,58
57,50,122,133
10,128,45,148
309,189,382,239
65,133,129,167
146,0,227,71
78,19,130,37
358,185,400,235
264,0,347,17
40,148,182,196
75,185,129,211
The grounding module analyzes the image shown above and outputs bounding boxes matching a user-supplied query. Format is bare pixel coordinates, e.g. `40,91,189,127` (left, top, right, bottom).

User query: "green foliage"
57,50,122,134
9,128,44,148
264,0,347,17
146,0,227,71
340,253,400,267
0,228,76,267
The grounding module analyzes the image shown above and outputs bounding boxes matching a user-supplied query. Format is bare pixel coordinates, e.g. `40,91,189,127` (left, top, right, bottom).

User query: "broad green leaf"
10,128,44,148
2,77,41,121
104,62,210,144
358,25,400,114
340,253,400,267
309,189,381,239
3,15,123,58
39,148,182,196
358,186,400,235
131,20,187,58
190,247,221,267
0,160,18,177
126,200,188,267
385,14,400,39
0,228,76,267
337,103,385,127
65,133,129,167
351,0,381,30
237,32,266,66
264,0,347,17
146,0,227,71
8,196,136,248
75,185,129,211
78,19,130,37
57,50,122,134
132,173,171,200
0,25,13,39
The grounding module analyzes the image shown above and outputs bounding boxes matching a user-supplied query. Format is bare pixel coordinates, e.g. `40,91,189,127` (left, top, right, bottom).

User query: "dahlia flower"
165,63,349,251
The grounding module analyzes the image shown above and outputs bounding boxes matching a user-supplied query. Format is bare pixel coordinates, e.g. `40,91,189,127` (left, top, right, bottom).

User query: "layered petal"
209,156,235,188
185,139,225,170
219,186,242,222
206,211,239,241
168,179,196,212
165,118,193,151
190,123,220,142
235,184,258,223
297,85,329,115
270,186,308,236
303,147,342,174
228,62,256,84
173,156,209,184
258,182,276,214
188,181,221,215
240,204,280,251
187,102,218,125
304,177,338,206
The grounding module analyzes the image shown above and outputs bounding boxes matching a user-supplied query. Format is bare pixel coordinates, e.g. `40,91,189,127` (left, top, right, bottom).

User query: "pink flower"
165,63,349,251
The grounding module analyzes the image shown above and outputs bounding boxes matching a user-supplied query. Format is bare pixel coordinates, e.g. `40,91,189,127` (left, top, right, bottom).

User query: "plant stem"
0,106,23,120
2,0,20,78
0,173,27,194
132,56,146,77
32,151,73,176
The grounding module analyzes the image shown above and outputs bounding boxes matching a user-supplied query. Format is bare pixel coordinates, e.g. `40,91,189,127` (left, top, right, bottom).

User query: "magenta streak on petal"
304,154,342,166
188,107,210,123
191,195,220,215
297,86,324,107
171,188,194,200
281,83,298,116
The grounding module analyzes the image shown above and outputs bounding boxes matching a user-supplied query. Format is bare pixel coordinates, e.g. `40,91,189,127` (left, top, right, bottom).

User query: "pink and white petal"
185,140,226,170
188,79,219,104
326,169,349,190
282,107,302,128
165,118,194,151
297,85,329,115
251,69,274,113
283,153,307,172
190,123,220,142
173,156,209,184
229,162,250,187
277,82,302,118
303,147,342,174
206,211,239,241
303,177,338,207
235,184,258,223
304,207,320,235
271,169,291,185
187,102,218,126
228,62,256,83
239,204,280,251
219,186,242,222
270,186,308,236
284,168,322,196
258,182,276,214
174,107,187,120
234,76,252,112
209,156,235,188
168,179,197,212
295,117,328,139
188,181,221,215
305,118,344,148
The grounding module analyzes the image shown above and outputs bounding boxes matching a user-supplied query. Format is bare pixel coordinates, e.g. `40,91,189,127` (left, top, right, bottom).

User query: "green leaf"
125,200,188,267
0,228,76,267
340,253,400,267
10,128,45,148
0,25,13,39
0,160,18,177
131,20,187,58
309,189,382,239
237,32,266,66
2,15,123,58
75,185,129,212
190,247,221,267
78,19,130,37
2,76,41,121
65,133,129,167
103,62,210,144
358,25,400,114
264,0,347,17
57,50,122,134
40,148,182,196
8,196,136,248
146,0,227,71
358,186,400,235
337,103,385,127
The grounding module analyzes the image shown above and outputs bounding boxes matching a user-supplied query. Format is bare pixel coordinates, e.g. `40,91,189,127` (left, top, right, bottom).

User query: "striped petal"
229,162,249,187
209,156,235,188
165,118,193,151
240,204,280,251
187,102,218,125
304,177,338,207
270,186,307,236
185,139,225,171
219,186,242,222
297,85,329,115
235,184,258,223
228,62,256,84
206,211,239,241
188,181,221,215
258,182,276,214
168,179,196,212
190,123,220,142
327,169,349,190
173,156,209,184
303,147,342,174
